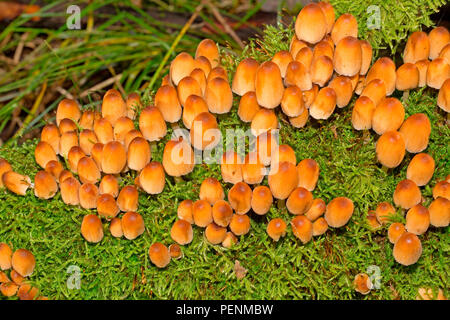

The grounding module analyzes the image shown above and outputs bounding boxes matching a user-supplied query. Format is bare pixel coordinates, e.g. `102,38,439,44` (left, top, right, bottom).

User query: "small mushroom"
228,182,252,215
291,215,313,244
60,177,80,205
155,85,182,123
266,218,287,241
393,179,422,209
127,137,151,172
393,232,422,266
229,214,251,236
34,170,58,199
406,153,435,186
99,174,119,198
192,200,213,228
81,214,104,243
232,58,259,96
405,204,430,235
177,200,194,224
251,185,273,216
205,223,227,244
149,242,171,268
139,162,165,195
212,200,233,227
324,197,354,228
79,183,99,210
399,113,431,153
375,131,405,168
428,197,450,227
117,186,139,212
122,211,145,240
286,187,313,215
11,249,35,277
255,61,284,109
199,178,224,206
97,193,119,220
388,222,406,244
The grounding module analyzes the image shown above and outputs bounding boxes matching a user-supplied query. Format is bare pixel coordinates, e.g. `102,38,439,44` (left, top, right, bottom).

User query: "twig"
80,74,123,98
13,32,30,64
144,2,204,95
56,86,74,100
202,0,245,49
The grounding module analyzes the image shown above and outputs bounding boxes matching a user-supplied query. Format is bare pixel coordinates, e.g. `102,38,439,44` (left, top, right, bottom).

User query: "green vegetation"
0,1,449,300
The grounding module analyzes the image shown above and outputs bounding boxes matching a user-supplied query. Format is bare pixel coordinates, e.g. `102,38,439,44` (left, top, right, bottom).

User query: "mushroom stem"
170,123,180,131
174,176,184,183
362,130,370,142
277,199,286,209
402,90,410,102
381,165,389,173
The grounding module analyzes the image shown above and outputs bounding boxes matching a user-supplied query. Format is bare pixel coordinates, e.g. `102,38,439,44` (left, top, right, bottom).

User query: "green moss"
1,11,449,300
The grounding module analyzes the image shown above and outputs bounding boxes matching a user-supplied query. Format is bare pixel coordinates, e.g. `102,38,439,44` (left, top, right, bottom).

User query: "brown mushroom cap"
97,193,119,220
388,222,406,244
99,174,119,198
267,218,287,241
324,197,354,228
10,269,24,285
127,137,151,172
403,31,430,64
280,85,305,118
359,40,373,76
405,204,430,235
365,57,397,96
426,58,450,89
34,170,58,199
192,199,213,227
60,177,80,205
271,50,293,78
375,202,395,225
178,199,194,224
242,152,265,185
0,282,18,297
361,79,386,106
295,46,314,71
289,36,308,59
428,197,450,227
351,96,376,130
91,142,104,169
182,95,209,130
190,68,207,95
121,211,145,240
126,92,141,120
169,244,183,260
79,110,100,130
79,183,99,210
313,40,334,62
295,3,327,44
309,87,337,120
296,159,320,192
58,170,74,184
415,59,430,88
375,131,405,168
291,215,313,244
229,214,251,236
228,182,252,215
312,217,329,236
317,1,335,33
205,223,227,244
154,85,181,123
328,76,353,108
58,118,78,134
162,137,194,177
77,156,100,185
204,77,233,114
190,112,220,150
437,78,450,112
222,232,238,248
93,118,114,145
393,232,422,266
109,218,123,238
268,161,299,200
270,144,296,167
207,66,228,83
305,198,326,221
139,106,167,142
117,186,139,212
170,52,195,86
251,186,273,216
393,179,422,209
250,108,279,137
113,116,134,144
396,63,420,91
101,90,127,126
212,200,233,227
232,58,259,96
0,243,12,270
149,242,171,268
11,249,35,277
238,91,261,123
372,97,405,135
331,13,358,45
56,99,81,126
439,42,450,64
79,129,98,156
428,26,450,60
67,146,86,173
178,76,202,108
139,161,165,195
255,61,284,109
101,141,127,174
220,151,243,184
406,153,435,186
353,273,372,295
81,214,104,243
199,178,224,206
195,39,219,68
194,57,212,80
289,108,310,128
2,171,31,196
286,187,313,215
334,36,362,77
285,60,312,91
35,141,58,169
40,123,60,155
433,181,449,200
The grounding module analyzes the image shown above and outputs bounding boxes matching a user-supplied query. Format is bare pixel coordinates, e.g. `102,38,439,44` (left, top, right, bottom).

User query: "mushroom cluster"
0,0,448,297
0,243,46,300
